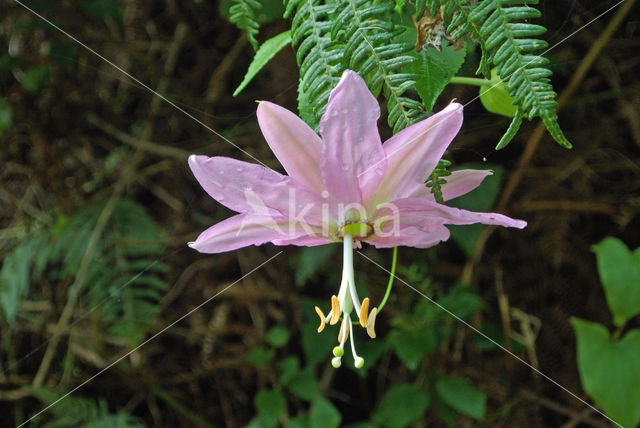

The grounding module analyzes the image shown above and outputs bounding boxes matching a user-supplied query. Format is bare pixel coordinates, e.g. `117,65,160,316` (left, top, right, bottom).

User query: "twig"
519,389,611,428
87,113,189,160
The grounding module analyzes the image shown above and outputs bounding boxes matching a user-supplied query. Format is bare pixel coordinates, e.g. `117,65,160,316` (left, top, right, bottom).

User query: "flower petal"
189,155,324,225
319,70,386,209
383,197,527,229
409,169,493,201
367,225,451,249
272,235,333,246
374,103,463,204
189,213,311,254
257,101,324,193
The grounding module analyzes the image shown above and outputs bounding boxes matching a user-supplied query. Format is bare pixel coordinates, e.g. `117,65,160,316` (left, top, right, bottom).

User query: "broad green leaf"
254,389,287,428
310,398,341,428
438,284,486,320
480,68,517,118
278,356,300,385
0,98,12,134
21,66,49,92
266,325,291,348
372,384,430,428
592,237,640,326
286,370,319,401
234,30,291,96
295,244,337,286
388,327,438,370
246,346,275,368
571,318,640,428
435,376,486,420
448,164,503,256
407,43,466,111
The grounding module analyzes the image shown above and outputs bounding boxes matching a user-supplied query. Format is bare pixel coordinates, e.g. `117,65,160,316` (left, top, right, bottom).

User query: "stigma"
314,234,378,368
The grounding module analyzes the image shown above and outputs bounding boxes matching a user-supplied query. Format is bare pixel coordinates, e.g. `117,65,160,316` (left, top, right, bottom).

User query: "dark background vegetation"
1,0,639,426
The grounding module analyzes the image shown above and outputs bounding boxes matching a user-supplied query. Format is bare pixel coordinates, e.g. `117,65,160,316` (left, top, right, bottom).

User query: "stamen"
337,317,349,344
348,316,365,369
359,297,370,327
330,295,340,325
331,357,342,368
314,306,326,333
366,307,378,339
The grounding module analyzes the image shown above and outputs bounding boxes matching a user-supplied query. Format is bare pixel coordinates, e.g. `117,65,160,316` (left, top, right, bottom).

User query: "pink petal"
272,235,333,246
257,102,324,194
319,70,386,211
374,103,463,205
382,197,527,229
409,169,493,201
367,225,451,249
188,155,324,225
189,213,313,254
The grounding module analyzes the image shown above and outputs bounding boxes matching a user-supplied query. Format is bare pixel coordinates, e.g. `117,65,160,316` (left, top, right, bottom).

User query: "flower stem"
378,246,398,313
449,76,492,87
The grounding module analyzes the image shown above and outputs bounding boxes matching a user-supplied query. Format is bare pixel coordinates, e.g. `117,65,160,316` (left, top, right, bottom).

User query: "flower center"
339,221,373,239
313,234,378,368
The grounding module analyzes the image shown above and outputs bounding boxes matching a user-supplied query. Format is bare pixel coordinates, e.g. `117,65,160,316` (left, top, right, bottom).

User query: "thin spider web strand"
17,251,283,427
356,251,623,428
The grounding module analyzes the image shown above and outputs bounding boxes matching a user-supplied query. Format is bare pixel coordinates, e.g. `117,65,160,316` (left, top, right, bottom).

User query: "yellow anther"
366,307,378,339
330,295,340,325
358,297,370,327
337,318,349,343
315,306,326,333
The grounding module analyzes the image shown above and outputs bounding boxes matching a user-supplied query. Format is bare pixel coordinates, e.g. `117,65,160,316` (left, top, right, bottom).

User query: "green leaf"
234,30,291,96
480,68,517,117
266,325,291,348
592,237,640,326
448,164,503,256
0,98,12,134
435,376,486,420
409,44,466,111
372,383,430,428
21,66,50,92
246,346,275,368
0,235,44,323
437,283,486,320
254,389,287,428
571,318,640,428
0,54,21,70
81,0,121,20
278,356,300,385
388,327,438,370
285,370,319,401
295,244,337,286
310,398,341,428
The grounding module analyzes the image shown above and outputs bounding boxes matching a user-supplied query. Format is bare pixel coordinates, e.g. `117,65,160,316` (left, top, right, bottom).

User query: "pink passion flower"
188,70,526,368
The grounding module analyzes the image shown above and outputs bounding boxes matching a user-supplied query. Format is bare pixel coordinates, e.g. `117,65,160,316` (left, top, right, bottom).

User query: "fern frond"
425,0,570,148
229,0,262,50
287,0,341,127
28,387,144,427
1,199,167,345
333,0,427,133
287,0,426,132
